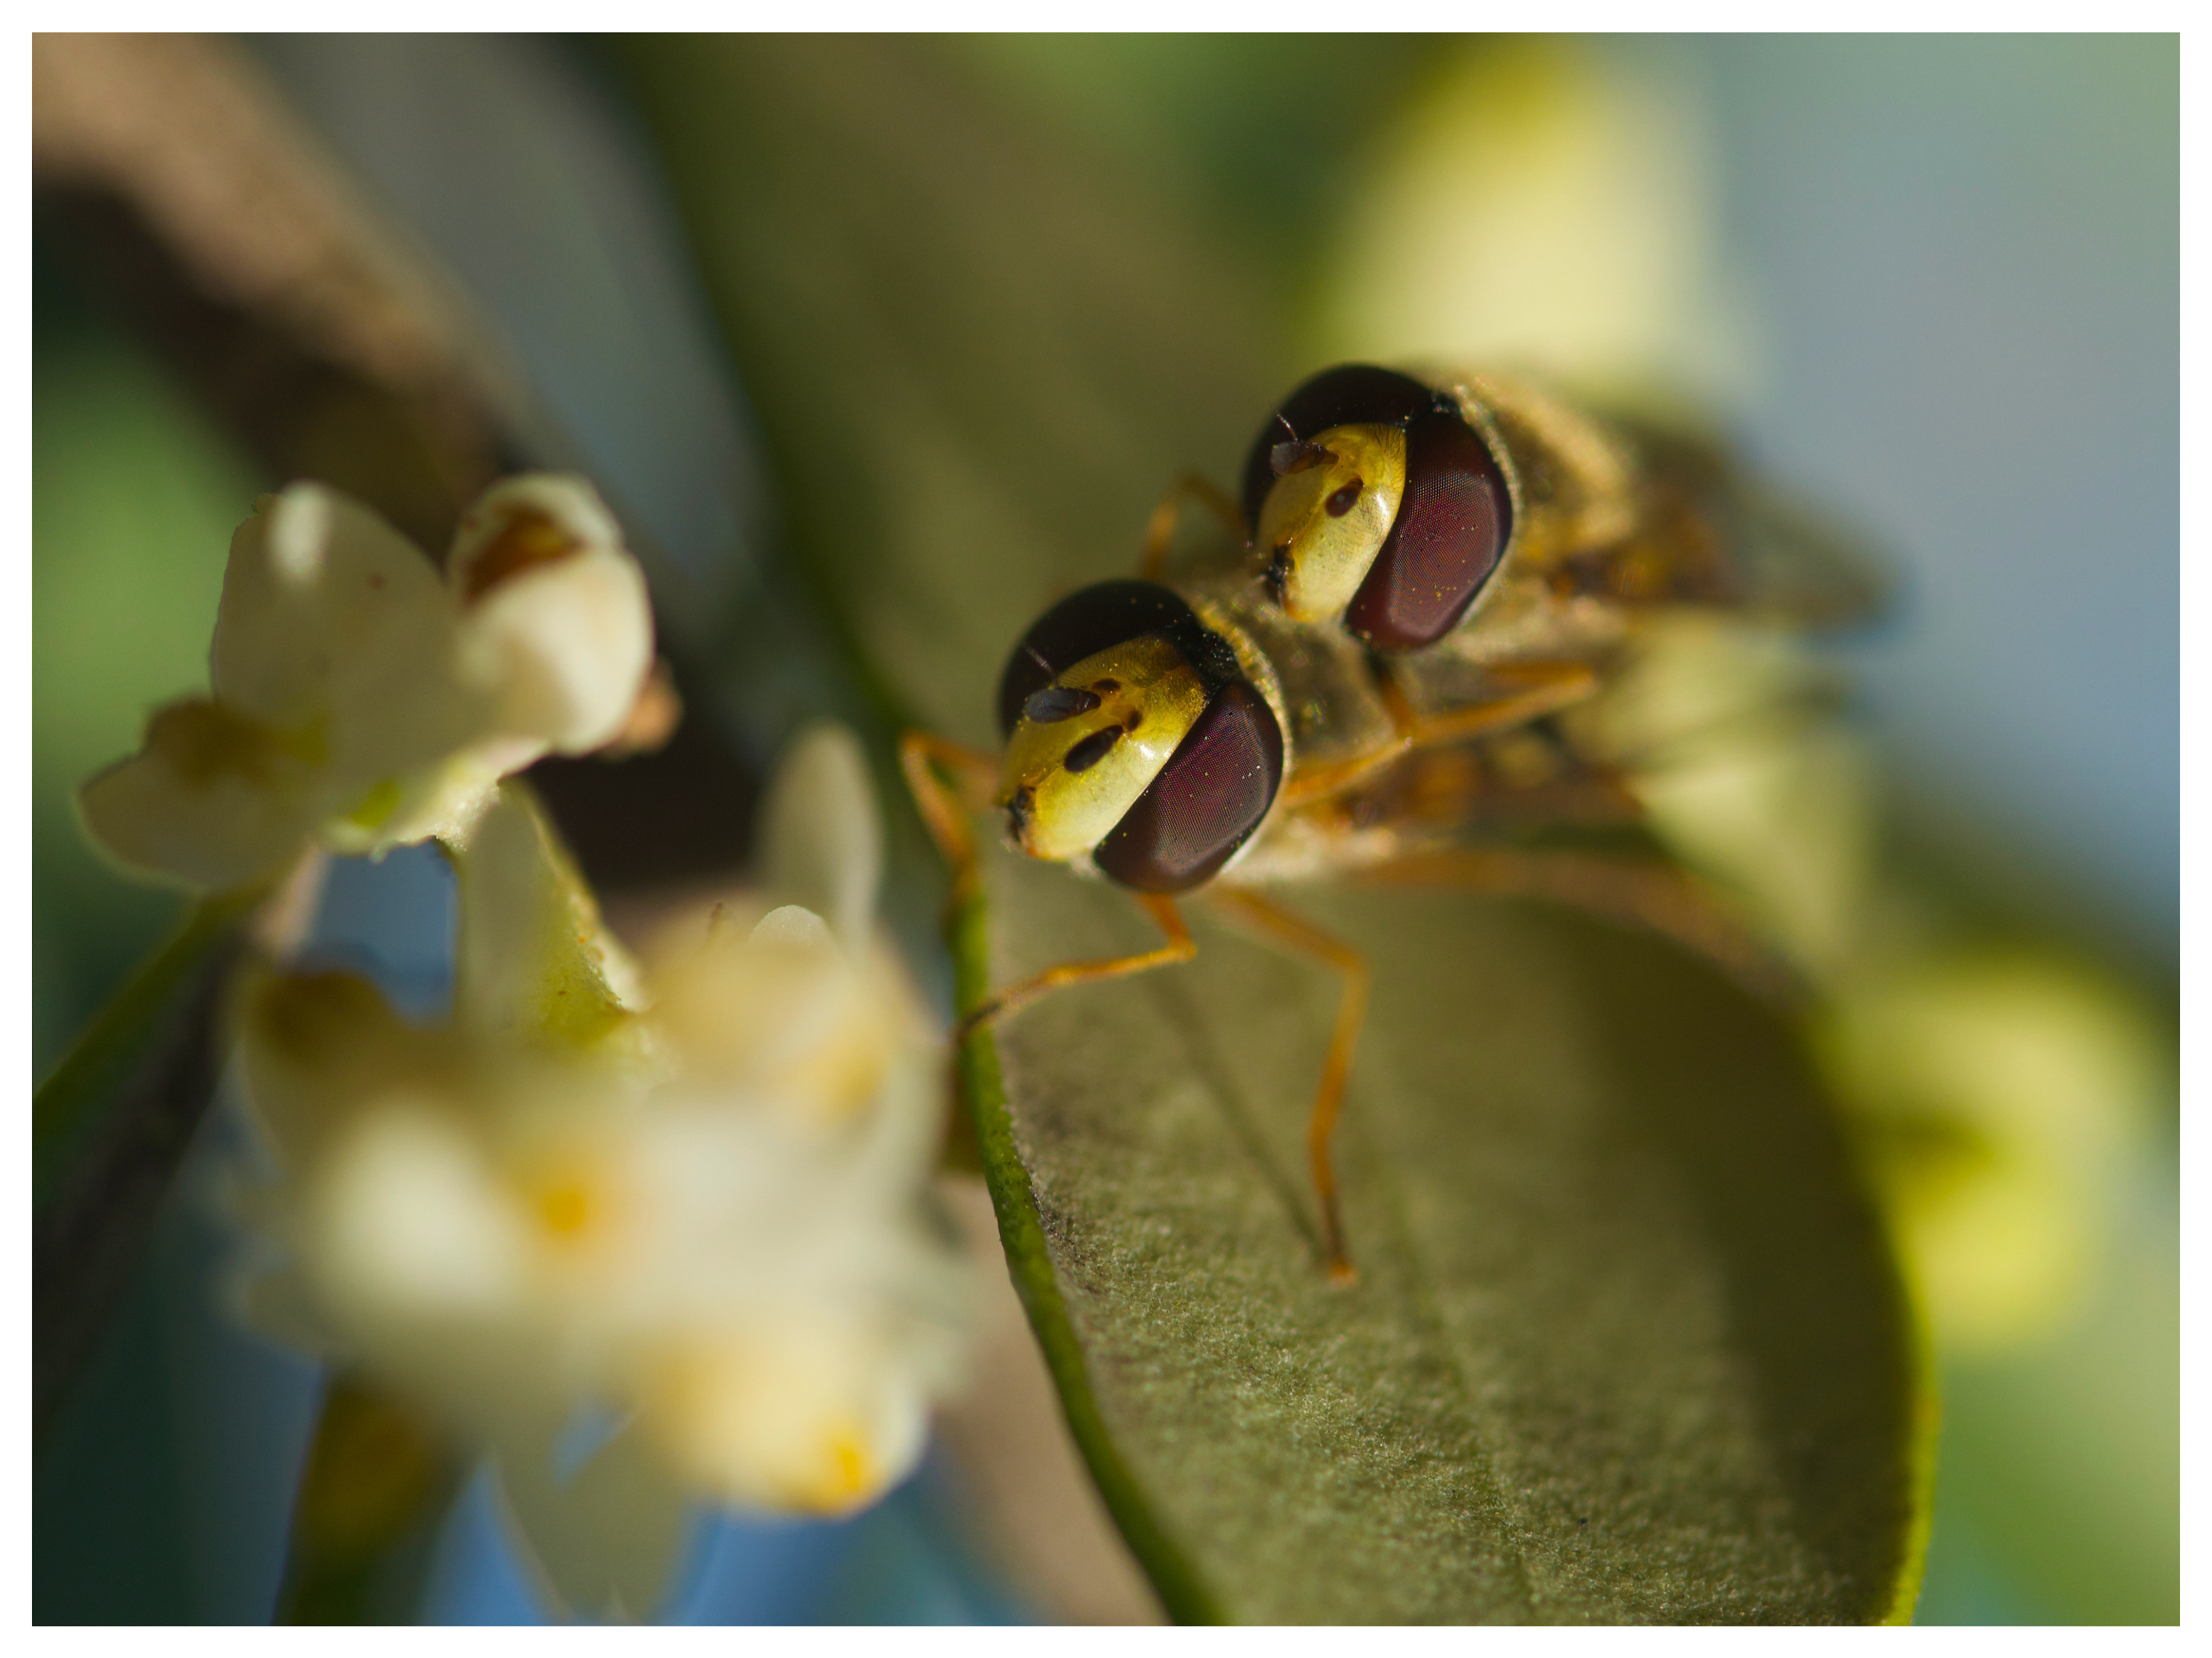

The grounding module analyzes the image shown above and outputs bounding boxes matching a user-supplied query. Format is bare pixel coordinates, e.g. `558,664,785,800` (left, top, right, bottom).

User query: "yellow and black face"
1001,634,1209,864
1243,365,1515,652
995,581,1284,894
1254,423,1407,623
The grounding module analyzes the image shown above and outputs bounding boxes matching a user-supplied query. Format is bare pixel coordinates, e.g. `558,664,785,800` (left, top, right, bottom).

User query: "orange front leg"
899,729,1000,915
956,892,1196,1040
1139,472,1244,581
904,728,1201,1034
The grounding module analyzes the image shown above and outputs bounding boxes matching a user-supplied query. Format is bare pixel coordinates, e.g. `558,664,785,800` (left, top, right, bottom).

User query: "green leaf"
613,37,1277,751
966,844,1929,1621
618,35,1930,1623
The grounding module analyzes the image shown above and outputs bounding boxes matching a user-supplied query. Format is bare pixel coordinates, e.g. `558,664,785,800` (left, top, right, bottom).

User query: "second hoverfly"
905,363,1865,1283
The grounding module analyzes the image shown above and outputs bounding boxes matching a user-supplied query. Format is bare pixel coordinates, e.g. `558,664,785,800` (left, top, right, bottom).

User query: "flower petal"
211,484,453,730
451,783,645,1054
236,965,438,1169
305,1101,533,1322
632,1320,928,1517
649,907,903,1127
318,735,544,863
457,552,653,754
450,477,654,754
77,698,329,888
448,474,626,600
756,721,883,953
490,1418,696,1622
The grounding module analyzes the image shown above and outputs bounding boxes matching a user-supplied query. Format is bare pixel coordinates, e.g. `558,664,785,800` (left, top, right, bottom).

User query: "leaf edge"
948,880,1226,1626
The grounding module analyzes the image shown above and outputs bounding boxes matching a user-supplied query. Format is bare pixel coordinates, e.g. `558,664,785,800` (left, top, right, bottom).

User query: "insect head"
995,580,1283,892
1241,364,1514,651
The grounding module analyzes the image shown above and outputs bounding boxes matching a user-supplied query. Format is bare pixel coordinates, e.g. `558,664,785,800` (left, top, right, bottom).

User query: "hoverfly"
903,363,1871,1284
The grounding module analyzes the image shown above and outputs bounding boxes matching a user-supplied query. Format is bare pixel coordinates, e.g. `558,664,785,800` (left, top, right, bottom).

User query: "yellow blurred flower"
1309,38,1757,413
1819,951,2162,1354
80,475,654,891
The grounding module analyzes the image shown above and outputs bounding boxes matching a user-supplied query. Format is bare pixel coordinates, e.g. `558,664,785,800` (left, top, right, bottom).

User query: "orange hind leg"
1202,888,1370,1287
1354,845,1792,1003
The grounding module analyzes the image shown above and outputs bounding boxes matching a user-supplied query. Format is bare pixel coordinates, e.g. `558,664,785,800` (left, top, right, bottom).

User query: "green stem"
947,883,1224,1625
33,884,264,1442
275,1371,461,1625
33,884,264,1201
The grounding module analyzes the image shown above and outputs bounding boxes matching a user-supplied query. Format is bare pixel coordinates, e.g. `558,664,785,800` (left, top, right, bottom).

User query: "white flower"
80,475,654,891
232,726,970,1618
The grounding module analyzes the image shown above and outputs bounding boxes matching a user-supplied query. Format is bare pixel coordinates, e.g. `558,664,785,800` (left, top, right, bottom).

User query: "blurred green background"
34,34,2174,1624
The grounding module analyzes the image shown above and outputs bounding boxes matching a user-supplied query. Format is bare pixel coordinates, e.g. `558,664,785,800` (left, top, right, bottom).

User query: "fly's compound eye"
993,580,1280,890
1093,679,1283,893
1241,364,1514,650
1342,409,1512,650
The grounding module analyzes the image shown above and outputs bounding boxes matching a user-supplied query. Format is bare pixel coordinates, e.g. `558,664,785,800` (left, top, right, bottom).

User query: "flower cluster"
80,476,654,890
76,476,971,1617
235,734,970,1616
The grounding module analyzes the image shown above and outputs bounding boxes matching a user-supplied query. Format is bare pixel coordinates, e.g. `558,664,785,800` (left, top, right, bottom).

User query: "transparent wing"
1724,477,1894,634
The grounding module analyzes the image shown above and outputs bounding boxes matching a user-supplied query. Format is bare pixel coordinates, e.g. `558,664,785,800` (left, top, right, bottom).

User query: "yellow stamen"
822,1428,872,1505
536,1181,592,1238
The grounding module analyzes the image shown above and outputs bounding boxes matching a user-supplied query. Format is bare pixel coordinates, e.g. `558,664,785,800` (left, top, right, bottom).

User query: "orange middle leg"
1281,659,1601,809
954,892,1196,1040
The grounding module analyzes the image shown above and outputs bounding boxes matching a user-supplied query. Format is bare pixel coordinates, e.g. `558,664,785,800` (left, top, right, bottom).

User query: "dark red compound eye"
1095,681,1284,893
1344,410,1511,651
1240,366,1515,647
